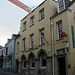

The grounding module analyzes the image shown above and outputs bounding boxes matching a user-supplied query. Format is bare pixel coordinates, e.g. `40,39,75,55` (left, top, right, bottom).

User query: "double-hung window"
23,22,26,30
22,57,26,69
23,61,26,69
57,20,63,39
40,8,44,20
40,29,44,45
6,47,8,55
30,55,35,69
30,34,34,48
23,38,26,51
31,16,34,26
58,0,65,12
17,42,19,53
40,53,46,68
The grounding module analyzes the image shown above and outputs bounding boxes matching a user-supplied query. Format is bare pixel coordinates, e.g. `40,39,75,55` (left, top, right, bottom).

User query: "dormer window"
58,0,65,13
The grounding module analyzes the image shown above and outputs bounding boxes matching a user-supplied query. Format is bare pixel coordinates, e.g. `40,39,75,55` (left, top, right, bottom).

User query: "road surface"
0,69,23,75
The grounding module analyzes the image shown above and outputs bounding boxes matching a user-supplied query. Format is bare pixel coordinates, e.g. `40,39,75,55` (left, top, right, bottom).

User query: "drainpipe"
50,18,54,75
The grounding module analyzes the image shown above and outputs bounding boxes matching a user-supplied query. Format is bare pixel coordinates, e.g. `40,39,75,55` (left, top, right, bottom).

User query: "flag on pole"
38,28,48,44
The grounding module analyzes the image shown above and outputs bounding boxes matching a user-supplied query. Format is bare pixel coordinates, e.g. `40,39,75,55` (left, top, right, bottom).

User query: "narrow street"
0,69,23,75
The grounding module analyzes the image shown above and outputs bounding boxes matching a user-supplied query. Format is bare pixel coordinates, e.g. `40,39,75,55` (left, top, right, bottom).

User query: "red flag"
38,28,45,38
38,28,48,44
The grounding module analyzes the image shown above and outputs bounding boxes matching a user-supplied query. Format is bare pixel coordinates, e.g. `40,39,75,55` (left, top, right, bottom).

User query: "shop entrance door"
58,57,66,75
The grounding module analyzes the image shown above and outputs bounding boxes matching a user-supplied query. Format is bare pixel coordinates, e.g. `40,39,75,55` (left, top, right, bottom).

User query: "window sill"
56,38,64,41
22,68,26,70
40,67,46,69
22,29,26,32
39,43,45,46
16,52,19,54
22,50,26,52
30,24,34,27
29,48,34,50
30,67,35,70
39,16,45,22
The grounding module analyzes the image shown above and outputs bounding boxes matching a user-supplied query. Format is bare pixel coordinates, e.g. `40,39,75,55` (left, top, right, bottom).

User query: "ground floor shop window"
21,55,26,69
40,52,46,68
30,54,35,69
22,61,26,69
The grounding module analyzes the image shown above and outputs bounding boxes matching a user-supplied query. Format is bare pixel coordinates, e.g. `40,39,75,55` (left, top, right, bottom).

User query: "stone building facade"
14,0,75,75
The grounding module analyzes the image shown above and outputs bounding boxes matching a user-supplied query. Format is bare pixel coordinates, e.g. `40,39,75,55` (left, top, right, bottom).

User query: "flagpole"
38,28,48,44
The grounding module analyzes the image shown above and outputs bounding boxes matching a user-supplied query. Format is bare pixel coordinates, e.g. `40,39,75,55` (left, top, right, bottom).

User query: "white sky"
0,0,45,47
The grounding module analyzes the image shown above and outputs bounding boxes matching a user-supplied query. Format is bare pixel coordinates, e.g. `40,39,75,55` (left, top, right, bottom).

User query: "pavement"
0,69,23,75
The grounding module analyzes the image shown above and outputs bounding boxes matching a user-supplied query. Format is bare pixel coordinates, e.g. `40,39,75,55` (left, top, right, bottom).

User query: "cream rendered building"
14,0,75,75
50,1,75,75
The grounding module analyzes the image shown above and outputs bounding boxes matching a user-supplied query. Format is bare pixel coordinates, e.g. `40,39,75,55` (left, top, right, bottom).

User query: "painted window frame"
57,20,63,40
23,38,26,51
40,53,46,68
40,29,45,45
30,55,35,69
30,34,34,48
57,0,65,13
17,42,19,53
23,21,26,30
22,58,26,69
6,47,8,55
39,8,44,20
30,16,34,26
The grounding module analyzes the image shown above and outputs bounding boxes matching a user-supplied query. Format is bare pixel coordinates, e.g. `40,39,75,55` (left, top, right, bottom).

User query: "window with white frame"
17,42,19,53
23,38,26,51
40,29,44,45
40,8,44,20
6,47,8,55
22,57,26,69
10,45,12,54
30,34,34,48
22,61,26,69
31,16,34,25
58,0,65,12
30,55,35,69
40,52,46,68
57,20,63,39
23,22,26,30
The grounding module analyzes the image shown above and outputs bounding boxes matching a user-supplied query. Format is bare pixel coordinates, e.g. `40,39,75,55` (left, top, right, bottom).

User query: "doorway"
57,57,66,75
16,60,19,72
